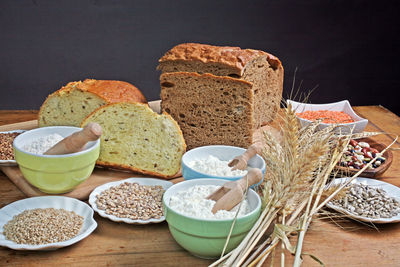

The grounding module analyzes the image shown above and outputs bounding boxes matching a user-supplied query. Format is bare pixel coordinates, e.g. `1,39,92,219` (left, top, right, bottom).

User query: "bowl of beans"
287,100,368,134
335,138,393,178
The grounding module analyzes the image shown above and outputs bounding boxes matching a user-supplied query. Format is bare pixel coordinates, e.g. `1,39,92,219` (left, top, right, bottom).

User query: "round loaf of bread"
81,102,186,178
38,79,147,127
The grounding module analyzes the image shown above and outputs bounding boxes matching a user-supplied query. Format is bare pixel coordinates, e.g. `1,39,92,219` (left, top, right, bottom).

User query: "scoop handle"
44,123,102,155
210,168,263,213
228,143,263,170
237,168,263,192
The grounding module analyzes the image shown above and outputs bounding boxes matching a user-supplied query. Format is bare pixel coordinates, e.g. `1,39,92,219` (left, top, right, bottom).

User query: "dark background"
0,0,399,114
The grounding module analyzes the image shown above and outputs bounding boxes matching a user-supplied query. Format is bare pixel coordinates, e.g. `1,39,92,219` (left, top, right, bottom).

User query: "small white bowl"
89,177,173,224
0,196,97,250
287,100,368,134
181,145,266,184
0,130,26,166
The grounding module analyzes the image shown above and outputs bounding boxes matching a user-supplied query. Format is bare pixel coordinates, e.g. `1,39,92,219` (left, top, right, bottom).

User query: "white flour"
169,185,250,220
188,155,248,177
23,133,64,154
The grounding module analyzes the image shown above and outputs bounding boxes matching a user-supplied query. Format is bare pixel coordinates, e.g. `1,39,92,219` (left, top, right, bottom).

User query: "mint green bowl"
13,126,100,194
163,179,261,259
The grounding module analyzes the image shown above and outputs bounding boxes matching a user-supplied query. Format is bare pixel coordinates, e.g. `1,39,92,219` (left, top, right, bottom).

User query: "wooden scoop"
207,168,263,214
44,123,102,155
228,142,263,170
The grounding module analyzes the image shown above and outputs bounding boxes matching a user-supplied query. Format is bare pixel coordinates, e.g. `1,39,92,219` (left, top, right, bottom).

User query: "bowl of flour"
181,145,266,185
13,126,100,194
163,178,261,259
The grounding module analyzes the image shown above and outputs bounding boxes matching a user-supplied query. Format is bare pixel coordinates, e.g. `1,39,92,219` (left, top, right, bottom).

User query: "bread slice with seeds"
38,79,146,127
161,72,254,149
81,102,186,178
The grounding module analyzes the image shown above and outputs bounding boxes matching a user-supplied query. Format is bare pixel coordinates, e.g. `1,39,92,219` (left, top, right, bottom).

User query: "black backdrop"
1,0,399,115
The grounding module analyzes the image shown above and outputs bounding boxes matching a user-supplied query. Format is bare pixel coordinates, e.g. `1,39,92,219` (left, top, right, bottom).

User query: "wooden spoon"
207,168,263,214
228,142,263,170
44,123,102,155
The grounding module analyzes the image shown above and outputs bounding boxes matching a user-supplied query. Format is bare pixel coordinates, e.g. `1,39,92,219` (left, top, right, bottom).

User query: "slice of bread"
81,102,186,178
38,79,147,127
161,72,254,149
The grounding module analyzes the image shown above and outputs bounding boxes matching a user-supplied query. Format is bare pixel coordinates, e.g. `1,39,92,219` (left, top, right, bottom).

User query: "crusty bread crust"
158,43,282,76
76,79,147,103
48,79,147,104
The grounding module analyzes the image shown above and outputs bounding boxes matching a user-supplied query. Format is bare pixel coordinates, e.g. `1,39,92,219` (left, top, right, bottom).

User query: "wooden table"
1,106,400,267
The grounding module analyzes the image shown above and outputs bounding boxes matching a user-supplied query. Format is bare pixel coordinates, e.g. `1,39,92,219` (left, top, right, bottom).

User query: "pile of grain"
96,182,165,220
3,208,83,245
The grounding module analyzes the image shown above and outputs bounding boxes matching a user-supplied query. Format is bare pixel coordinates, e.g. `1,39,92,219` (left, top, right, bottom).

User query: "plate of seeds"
89,178,173,224
0,130,25,166
0,196,97,250
327,177,400,223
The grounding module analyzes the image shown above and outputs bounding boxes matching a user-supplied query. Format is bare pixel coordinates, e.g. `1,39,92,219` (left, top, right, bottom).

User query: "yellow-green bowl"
13,126,100,194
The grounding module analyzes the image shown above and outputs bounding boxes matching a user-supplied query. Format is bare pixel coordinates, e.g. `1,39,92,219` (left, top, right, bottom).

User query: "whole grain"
96,182,165,220
3,208,83,245
0,132,21,160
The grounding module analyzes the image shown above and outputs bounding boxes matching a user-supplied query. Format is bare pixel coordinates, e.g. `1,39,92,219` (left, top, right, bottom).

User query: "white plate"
0,130,25,166
326,177,400,224
0,196,97,250
89,178,173,224
287,100,368,134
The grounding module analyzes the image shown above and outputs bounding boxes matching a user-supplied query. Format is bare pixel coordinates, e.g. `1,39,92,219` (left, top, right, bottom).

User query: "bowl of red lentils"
287,100,368,134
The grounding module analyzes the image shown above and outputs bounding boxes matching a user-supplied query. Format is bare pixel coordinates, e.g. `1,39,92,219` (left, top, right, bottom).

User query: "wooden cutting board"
0,100,276,200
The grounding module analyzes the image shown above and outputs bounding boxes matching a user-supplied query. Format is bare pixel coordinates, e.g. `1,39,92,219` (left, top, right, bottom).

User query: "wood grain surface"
1,105,400,267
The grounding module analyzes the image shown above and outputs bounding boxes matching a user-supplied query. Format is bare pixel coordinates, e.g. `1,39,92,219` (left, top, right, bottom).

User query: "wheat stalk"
210,103,397,267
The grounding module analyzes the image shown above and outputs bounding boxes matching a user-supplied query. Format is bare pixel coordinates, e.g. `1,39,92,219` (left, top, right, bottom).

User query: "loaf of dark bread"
158,43,283,149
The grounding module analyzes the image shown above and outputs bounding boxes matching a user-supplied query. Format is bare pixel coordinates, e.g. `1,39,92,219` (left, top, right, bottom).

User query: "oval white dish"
89,177,173,224
287,100,368,134
326,177,400,224
0,130,26,166
0,196,97,250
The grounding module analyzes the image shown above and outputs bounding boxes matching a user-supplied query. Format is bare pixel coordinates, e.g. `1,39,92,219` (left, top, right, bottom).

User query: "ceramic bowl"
181,145,266,185
287,100,368,134
163,178,261,258
0,196,97,250
0,130,25,167
13,126,100,194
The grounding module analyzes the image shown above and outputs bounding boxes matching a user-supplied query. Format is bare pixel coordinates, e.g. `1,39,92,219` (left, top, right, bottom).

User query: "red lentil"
296,110,354,124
